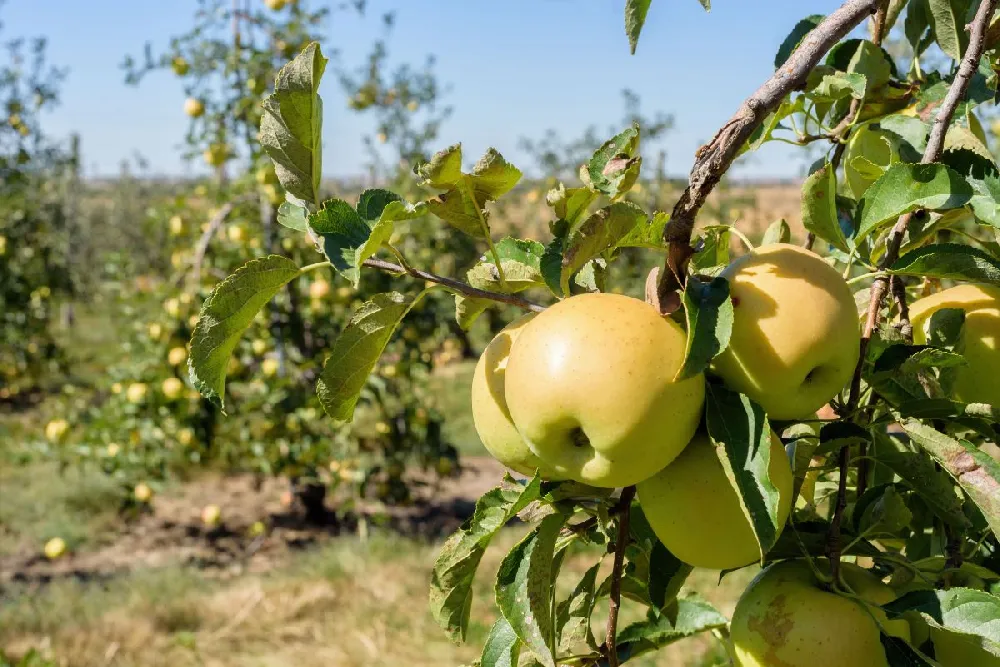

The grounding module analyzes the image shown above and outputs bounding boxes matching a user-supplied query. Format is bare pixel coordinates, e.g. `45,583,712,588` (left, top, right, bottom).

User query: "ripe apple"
177,428,195,446
248,521,267,537
126,382,148,404
472,314,563,478
909,284,1000,407
169,215,185,236
162,377,184,400
45,418,70,444
261,358,279,377
227,224,246,243
636,431,793,570
168,347,187,366
106,443,121,457
504,293,705,488
44,537,67,560
732,560,909,667
134,482,153,503
0,235,6,255
252,339,268,355
309,279,331,300
264,0,287,9
148,323,163,340
204,143,231,167
201,504,222,527
712,244,860,420
183,97,205,118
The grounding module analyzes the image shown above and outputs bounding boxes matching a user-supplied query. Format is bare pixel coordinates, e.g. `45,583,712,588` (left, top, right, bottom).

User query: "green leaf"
801,162,850,252
630,504,693,609
677,277,733,381
870,430,969,530
901,419,1000,539
761,219,791,246
856,163,973,244
806,69,868,103
495,511,567,667
309,191,425,286
555,562,601,653
889,243,1000,286
316,291,425,423
616,211,668,250
704,384,783,559
690,225,731,274
481,617,521,667
905,0,932,57
546,183,596,225
455,238,546,329
928,0,973,61
259,43,327,206
586,126,641,199
885,587,1000,654
559,202,646,294
615,598,728,662
277,200,309,232
188,256,301,409
827,39,894,90
624,0,652,55
419,145,522,238
941,148,1000,229
775,15,824,69
430,476,543,642
855,485,913,536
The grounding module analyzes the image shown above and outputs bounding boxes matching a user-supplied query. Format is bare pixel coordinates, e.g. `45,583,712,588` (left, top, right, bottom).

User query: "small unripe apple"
183,97,205,118
204,143,230,167
45,418,70,443
505,293,705,488
712,244,860,420
134,482,153,503
126,383,148,404
201,504,222,527
162,377,184,400
44,537,67,560
261,358,279,377
909,284,1000,407
636,431,793,570
171,56,190,76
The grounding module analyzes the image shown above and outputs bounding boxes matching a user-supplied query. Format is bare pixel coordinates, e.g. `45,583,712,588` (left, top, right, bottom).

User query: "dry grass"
2,530,752,667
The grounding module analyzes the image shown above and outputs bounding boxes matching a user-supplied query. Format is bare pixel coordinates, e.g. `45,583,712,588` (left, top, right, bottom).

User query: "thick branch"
361,257,546,312
657,0,880,301
604,486,636,667
847,0,999,408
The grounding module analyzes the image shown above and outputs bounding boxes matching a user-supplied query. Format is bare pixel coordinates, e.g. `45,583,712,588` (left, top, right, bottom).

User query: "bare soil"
0,456,506,590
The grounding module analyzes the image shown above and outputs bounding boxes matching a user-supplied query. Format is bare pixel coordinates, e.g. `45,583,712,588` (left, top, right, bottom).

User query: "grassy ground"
1,529,750,666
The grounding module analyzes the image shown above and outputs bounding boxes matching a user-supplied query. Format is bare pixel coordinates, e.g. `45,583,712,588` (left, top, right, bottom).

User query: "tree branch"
603,486,636,667
656,0,880,305
183,201,237,287
361,257,546,312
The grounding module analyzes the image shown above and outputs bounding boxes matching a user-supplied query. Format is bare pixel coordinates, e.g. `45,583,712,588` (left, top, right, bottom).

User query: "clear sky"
3,0,859,180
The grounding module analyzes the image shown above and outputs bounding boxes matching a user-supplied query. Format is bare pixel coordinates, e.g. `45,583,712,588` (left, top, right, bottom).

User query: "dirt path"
1,456,507,589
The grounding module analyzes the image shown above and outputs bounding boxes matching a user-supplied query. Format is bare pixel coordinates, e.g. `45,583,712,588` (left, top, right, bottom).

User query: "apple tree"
190,0,1000,665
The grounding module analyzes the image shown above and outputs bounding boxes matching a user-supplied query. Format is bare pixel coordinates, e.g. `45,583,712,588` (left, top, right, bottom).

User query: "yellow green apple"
504,293,705,488
732,560,908,667
44,537,67,560
183,97,204,118
636,430,793,570
712,244,860,420
162,377,184,400
909,284,1000,407
931,627,1000,667
471,314,561,478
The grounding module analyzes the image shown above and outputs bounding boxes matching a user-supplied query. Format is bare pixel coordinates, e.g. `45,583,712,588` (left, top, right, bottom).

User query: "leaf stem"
361,257,545,312
604,486,636,667
729,226,755,253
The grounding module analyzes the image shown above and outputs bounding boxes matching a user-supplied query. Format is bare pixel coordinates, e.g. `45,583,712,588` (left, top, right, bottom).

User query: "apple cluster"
472,242,862,571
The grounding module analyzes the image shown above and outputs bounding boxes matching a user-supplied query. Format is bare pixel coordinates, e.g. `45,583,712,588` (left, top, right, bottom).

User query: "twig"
185,201,236,286
656,0,880,304
361,257,546,312
890,275,913,341
604,486,636,667
826,444,852,583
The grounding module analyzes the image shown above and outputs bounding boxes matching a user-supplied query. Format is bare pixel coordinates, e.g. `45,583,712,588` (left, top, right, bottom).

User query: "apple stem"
604,485,636,667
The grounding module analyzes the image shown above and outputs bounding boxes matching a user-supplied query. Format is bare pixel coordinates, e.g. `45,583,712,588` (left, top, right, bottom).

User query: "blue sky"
3,0,859,179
